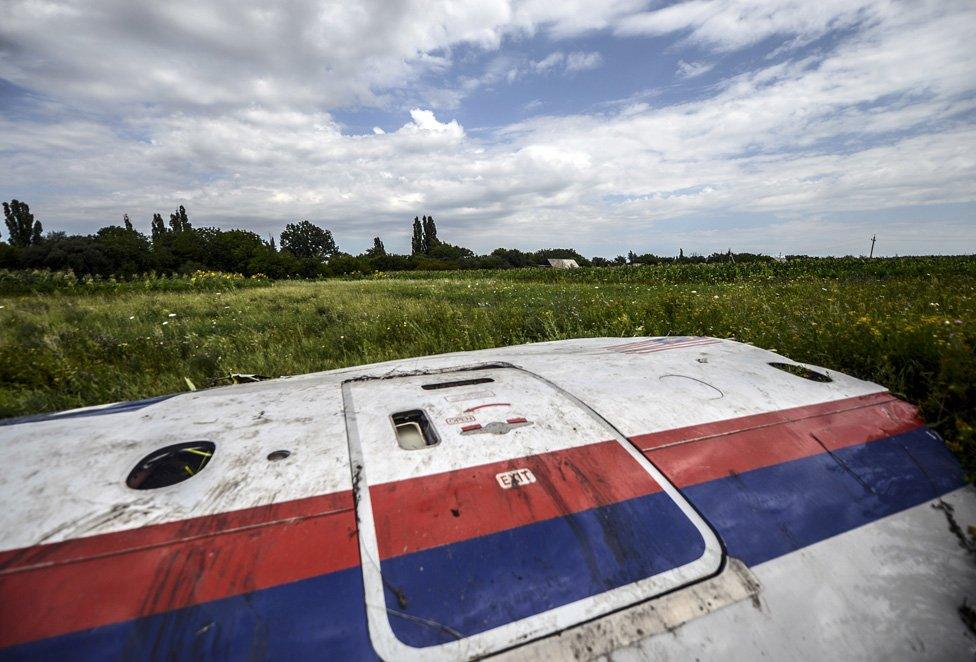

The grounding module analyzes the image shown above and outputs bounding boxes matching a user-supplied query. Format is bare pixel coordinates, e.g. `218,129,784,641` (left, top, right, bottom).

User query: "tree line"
0,200,774,279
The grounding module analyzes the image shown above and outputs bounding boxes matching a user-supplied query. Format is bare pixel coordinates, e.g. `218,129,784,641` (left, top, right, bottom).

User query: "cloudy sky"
2,0,975,257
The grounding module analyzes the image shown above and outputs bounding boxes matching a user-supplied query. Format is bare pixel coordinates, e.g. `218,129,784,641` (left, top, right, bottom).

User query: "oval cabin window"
126,441,216,489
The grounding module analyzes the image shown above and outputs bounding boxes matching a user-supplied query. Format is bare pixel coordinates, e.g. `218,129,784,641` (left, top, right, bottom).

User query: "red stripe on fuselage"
0,490,353,573
370,439,662,559
637,392,922,486
0,492,357,648
633,392,902,451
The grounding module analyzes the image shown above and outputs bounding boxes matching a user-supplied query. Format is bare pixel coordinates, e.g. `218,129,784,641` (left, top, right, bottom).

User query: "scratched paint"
342,366,722,659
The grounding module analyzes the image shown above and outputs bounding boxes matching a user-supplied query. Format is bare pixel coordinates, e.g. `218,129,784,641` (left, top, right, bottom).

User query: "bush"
0,269,272,295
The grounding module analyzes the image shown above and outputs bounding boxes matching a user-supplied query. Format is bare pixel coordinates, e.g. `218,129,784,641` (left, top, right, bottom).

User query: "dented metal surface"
0,337,972,660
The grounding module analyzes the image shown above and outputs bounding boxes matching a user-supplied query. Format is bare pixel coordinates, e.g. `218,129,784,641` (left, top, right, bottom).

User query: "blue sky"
1,0,975,257
333,27,829,134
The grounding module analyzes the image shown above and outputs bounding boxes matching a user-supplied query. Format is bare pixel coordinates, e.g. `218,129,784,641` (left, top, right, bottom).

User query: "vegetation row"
3,200,811,281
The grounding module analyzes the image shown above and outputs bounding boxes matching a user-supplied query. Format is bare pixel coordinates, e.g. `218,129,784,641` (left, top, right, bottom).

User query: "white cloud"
0,1,620,114
510,0,651,39
676,60,714,78
1,0,975,255
400,109,464,140
616,0,888,51
461,49,603,93
564,51,604,71
0,1,494,112
531,50,603,74
533,52,566,73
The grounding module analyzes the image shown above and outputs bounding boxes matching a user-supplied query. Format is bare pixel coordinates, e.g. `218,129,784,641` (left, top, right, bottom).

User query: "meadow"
1,257,974,476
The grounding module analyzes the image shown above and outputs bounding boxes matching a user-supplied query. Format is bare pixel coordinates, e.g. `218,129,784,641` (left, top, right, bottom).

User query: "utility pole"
869,234,876,258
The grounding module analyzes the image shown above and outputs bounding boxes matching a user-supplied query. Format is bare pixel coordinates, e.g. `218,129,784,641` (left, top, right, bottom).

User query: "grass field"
2,257,974,477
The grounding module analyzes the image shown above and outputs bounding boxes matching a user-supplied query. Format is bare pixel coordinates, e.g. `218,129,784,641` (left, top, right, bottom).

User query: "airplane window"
126,441,216,489
391,410,440,450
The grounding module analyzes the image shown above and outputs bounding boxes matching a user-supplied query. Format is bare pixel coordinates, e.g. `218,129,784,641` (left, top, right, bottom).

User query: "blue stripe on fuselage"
681,426,966,567
0,395,176,427
379,490,707,648
0,567,376,661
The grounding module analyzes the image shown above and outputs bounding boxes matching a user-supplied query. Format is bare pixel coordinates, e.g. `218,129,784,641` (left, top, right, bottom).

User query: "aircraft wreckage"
0,337,973,660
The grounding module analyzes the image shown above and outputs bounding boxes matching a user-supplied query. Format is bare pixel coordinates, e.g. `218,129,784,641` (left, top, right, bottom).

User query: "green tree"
421,214,440,254
280,220,338,260
366,236,386,257
428,242,473,261
162,228,208,272
490,248,533,268
197,228,267,274
25,234,110,275
150,211,202,272
151,213,167,241
248,246,301,278
3,199,43,247
411,216,423,254
322,253,371,277
96,225,154,276
169,205,191,233
368,253,412,272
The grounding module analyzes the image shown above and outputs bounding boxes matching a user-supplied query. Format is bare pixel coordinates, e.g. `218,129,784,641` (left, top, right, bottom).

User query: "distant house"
546,258,580,269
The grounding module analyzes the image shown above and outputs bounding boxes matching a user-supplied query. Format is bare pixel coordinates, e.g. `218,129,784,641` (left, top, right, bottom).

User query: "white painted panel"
343,365,725,661
347,367,615,484
608,487,976,661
